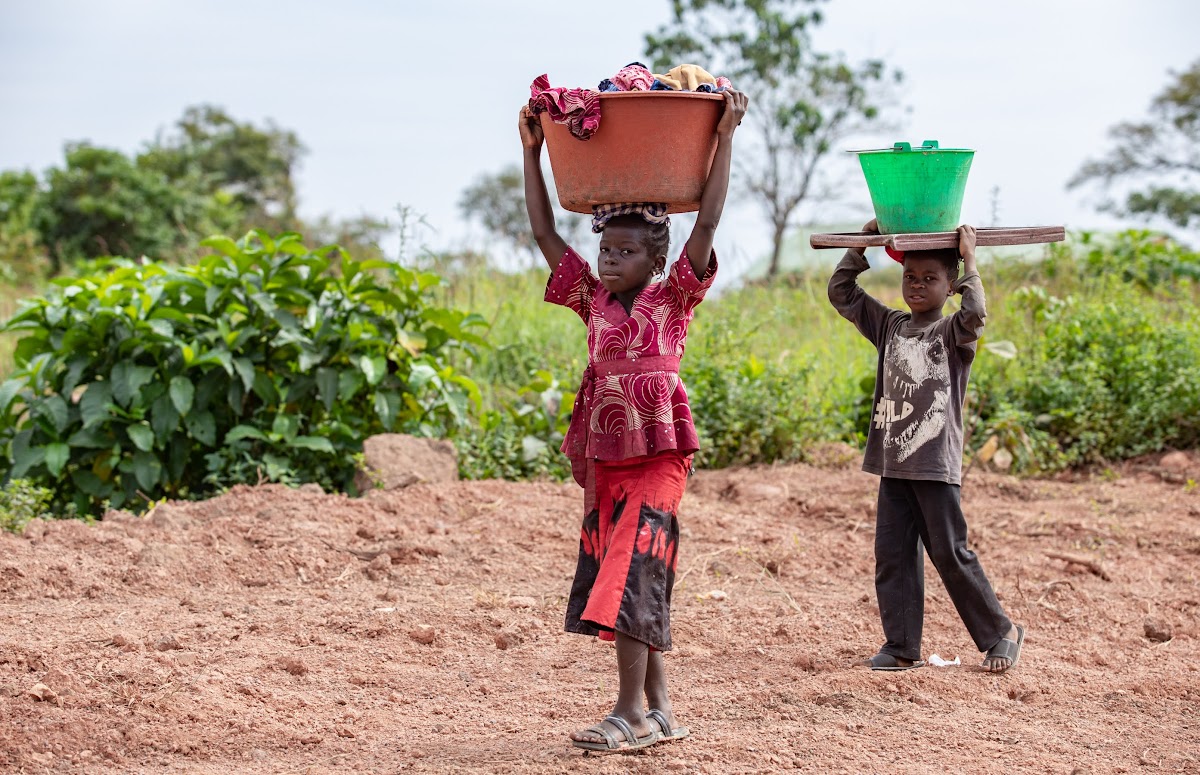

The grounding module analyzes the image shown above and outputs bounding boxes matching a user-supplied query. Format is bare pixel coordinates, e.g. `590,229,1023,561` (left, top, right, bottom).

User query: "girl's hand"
519,106,544,153
716,89,749,138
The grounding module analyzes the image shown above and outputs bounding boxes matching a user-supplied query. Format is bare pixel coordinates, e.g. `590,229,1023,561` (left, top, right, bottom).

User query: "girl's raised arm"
520,106,569,272
684,90,748,277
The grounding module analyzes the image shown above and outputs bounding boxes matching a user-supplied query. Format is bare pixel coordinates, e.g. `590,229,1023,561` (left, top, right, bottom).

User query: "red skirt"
565,451,688,652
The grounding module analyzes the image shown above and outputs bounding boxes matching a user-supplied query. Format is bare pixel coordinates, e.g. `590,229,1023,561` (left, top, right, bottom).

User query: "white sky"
2,0,1198,275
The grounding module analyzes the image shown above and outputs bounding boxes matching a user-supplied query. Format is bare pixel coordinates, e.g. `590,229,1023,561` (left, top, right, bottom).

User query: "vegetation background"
1,1,1198,524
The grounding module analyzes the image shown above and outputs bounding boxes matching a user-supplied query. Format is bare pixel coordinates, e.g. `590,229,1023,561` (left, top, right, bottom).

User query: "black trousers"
875,477,1011,661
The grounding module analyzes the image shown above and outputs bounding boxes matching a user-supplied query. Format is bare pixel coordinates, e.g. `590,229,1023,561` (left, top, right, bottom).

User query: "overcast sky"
2,1,1197,275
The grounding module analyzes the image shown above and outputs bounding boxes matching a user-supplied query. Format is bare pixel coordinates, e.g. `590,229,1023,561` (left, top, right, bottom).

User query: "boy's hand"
862,218,879,234
957,224,977,272
716,90,749,138
519,106,544,153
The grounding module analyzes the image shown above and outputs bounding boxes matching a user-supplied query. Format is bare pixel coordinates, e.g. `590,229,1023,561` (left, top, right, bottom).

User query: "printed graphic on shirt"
873,334,949,463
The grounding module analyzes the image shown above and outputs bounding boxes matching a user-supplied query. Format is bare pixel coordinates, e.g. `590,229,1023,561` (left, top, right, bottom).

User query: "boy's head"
900,248,959,314
596,214,669,293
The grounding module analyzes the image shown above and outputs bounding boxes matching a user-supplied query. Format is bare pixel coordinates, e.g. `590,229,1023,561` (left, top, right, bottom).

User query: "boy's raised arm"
684,90,748,277
952,224,987,346
828,218,895,348
520,106,569,272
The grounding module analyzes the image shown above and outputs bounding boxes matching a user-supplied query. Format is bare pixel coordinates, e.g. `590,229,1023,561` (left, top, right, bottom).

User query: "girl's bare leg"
570,633,654,744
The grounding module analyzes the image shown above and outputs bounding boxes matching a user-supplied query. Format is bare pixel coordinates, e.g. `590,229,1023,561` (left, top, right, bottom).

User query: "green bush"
0,231,485,514
684,353,827,468
455,370,573,481
975,280,1200,470
446,229,1200,481
0,478,64,533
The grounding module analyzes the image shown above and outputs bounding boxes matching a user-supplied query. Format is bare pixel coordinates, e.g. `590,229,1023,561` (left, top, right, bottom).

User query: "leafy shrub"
1041,229,1200,292
0,231,484,514
684,353,828,468
0,478,64,533
971,275,1200,471
456,370,573,481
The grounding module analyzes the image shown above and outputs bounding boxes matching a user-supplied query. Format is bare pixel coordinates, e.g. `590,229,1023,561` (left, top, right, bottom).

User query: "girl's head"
591,204,670,295
597,215,669,294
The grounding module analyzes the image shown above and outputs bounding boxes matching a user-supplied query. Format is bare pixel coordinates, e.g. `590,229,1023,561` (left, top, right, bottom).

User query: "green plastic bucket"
855,140,974,233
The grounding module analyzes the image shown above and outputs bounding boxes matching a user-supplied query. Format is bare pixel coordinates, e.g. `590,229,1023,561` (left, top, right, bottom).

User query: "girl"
519,88,748,752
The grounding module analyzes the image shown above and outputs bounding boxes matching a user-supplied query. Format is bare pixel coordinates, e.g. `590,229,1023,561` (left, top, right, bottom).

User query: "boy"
827,219,1024,673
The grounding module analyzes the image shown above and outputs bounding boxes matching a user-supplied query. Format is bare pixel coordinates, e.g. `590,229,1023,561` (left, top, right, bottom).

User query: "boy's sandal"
981,624,1025,673
865,652,926,671
646,708,690,741
570,715,659,752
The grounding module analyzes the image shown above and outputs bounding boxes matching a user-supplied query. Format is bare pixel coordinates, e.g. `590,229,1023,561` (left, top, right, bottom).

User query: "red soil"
2,450,1198,773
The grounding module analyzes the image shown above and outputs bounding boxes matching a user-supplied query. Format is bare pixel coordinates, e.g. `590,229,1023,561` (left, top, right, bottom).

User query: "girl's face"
597,224,665,295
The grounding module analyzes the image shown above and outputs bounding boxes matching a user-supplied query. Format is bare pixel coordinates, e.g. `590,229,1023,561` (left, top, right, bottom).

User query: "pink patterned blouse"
545,246,717,489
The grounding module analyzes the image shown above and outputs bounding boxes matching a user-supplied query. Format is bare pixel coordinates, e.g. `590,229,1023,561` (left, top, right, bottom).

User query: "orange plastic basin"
540,92,724,214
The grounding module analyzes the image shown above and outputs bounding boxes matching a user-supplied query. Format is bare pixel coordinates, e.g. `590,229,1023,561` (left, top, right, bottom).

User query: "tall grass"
445,232,1200,478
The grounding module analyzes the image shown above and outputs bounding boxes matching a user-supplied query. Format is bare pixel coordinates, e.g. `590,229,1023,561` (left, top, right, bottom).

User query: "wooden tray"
809,226,1065,250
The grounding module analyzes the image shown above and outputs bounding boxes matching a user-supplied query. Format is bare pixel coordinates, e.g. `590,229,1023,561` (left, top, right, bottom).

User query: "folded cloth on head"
529,74,601,140
591,203,671,233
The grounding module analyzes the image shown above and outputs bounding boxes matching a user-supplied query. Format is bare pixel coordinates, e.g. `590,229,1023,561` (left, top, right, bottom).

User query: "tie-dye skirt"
565,451,688,652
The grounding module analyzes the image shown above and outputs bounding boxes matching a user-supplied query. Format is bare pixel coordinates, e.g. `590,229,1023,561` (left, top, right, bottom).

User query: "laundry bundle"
529,62,733,141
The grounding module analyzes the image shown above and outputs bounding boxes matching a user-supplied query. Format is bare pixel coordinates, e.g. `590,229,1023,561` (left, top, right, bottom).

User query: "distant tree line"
0,105,390,278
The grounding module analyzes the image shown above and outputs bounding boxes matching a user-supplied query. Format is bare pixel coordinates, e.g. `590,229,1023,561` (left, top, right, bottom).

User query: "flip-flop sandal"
866,653,926,671
571,715,659,753
647,708,690,742
982,624,1025,674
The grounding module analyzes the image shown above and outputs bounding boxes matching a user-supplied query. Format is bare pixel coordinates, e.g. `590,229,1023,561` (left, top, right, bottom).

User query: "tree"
459,165,587,264
32,144,218,273
645,0,900,277
1069,59,1200,231
138,104,306,233
459,165,535,255
0,170,47,278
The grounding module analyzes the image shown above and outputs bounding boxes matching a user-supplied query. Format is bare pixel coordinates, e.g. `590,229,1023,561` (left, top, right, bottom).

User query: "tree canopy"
1070,58,1200,232
645,0,900,277
0,105,308,274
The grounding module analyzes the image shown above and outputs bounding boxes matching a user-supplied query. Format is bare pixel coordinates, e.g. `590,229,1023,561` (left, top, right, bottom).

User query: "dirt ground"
1,448,1198,774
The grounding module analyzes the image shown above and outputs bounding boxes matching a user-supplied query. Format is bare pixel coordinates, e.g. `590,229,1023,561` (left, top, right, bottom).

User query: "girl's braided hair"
603,214,670,260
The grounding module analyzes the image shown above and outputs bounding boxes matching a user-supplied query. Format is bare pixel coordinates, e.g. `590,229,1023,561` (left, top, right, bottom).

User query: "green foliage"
1069,58,1200,231
452,230,1200,482
138,104,306,233
456,370,573,481
30,143,231,273
457,165,589,266
459,166,536,256
0,478,64,533
0,104,307,277
1043,229,1200,290
684,353,821,467
645,0,825,86
970,232,1200,471
644,0,901,277
0,231,484,515
0,171,48,281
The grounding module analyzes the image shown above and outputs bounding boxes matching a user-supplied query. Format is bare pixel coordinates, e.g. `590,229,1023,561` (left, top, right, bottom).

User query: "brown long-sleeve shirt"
828,249,987,486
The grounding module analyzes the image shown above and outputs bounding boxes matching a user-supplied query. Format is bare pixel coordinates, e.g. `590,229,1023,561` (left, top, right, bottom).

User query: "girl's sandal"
571,715,659,753
647,708,690,741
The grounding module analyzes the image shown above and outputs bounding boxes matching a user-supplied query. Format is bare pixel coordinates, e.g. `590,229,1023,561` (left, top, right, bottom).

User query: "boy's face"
597,224,664,295
901,256,954,314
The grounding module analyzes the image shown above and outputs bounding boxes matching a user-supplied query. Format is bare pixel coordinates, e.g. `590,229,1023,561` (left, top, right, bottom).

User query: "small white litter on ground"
928,654,960,667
